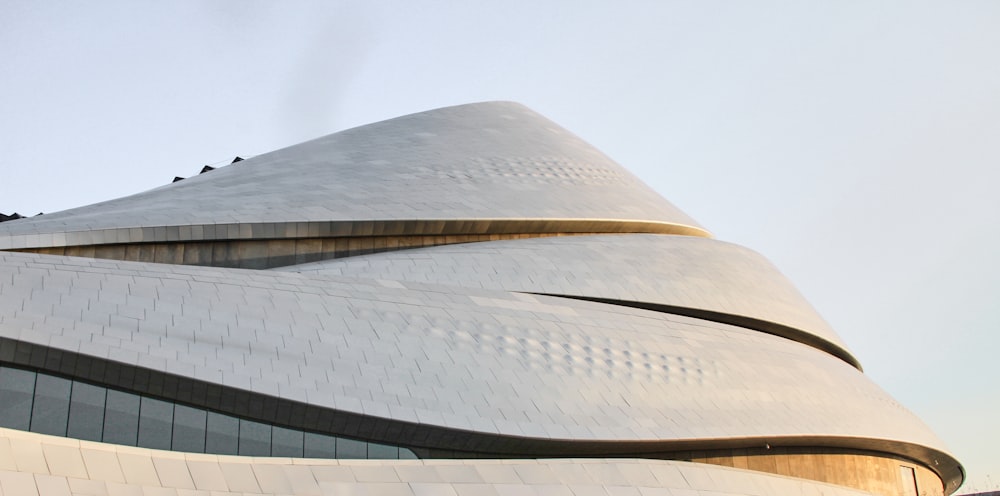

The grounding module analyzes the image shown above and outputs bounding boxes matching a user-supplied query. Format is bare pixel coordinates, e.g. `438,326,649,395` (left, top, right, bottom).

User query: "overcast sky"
2,2,998,492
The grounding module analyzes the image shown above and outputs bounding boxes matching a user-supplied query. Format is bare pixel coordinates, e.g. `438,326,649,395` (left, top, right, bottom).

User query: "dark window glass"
238,419,271,456
304,432,337,458
0,366,36,430
205,412,238,455
30,374,71,436
367,442,399,459
172,405,206,453
337,437,367,458
138,397,173,450
271,426,303,457
103,390,140,446
0,367,418,460
67,381,106,441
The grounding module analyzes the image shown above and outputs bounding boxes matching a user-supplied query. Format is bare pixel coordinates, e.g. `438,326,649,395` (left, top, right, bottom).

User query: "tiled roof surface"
0,102,962,494
277,233,855,366
0,102,706,250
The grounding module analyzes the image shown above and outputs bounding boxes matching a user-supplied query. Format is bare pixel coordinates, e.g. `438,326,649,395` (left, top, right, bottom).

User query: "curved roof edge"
0,100,707,243
0,218,711,251
0,428,925,496
0,337,960,492
531,293,862,370
277,234,853,368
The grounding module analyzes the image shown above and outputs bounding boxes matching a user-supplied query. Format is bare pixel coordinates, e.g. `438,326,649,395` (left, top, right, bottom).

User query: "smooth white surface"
0,103,703,239
0,3,995,490
0,250,951,459
0,427,876,496
278,233,854,363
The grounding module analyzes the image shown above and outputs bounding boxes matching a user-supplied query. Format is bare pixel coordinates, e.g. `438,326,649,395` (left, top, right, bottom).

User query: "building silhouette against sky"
0,102,961,495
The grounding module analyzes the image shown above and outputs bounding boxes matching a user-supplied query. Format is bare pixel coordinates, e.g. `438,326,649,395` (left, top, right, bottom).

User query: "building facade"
0,102,961,495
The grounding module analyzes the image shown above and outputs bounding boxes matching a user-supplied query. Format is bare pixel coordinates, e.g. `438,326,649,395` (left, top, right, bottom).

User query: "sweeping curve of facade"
0,102,961,495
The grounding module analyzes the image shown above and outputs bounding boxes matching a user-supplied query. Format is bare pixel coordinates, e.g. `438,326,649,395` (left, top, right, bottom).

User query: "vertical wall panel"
29,374,71,436
172,405,207,453
67,381,106,442
138,397,174,450
206,412,239,455
0,367,35,431
238,419,271,456
103,390,140,446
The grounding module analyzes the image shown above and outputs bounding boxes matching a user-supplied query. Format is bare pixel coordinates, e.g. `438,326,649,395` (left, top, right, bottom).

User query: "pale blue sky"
2,2,998,492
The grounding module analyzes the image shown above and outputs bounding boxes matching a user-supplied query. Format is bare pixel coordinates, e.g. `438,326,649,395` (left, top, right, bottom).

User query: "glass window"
271,426,303,457
138,397,173,450
337,437,367,458
0,366,418,460
304,432,337,458
103,390,140,446
367,442,399,459
205,412,239,455
67,381,106,442
30,374,71,436
238,419,271,456
172,404,206,453
0,366,36,430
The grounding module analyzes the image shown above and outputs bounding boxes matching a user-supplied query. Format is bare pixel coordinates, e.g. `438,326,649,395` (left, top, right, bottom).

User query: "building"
0,102,961,495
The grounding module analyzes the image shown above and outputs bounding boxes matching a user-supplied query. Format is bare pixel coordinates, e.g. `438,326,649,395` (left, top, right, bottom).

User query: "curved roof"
276,234,858,368
0,251,960,488
0,101,963,493
0,428,885,496
0,102,707,251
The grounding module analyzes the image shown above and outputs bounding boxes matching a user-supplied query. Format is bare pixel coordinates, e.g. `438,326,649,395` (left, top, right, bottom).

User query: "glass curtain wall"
0,364,416,460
